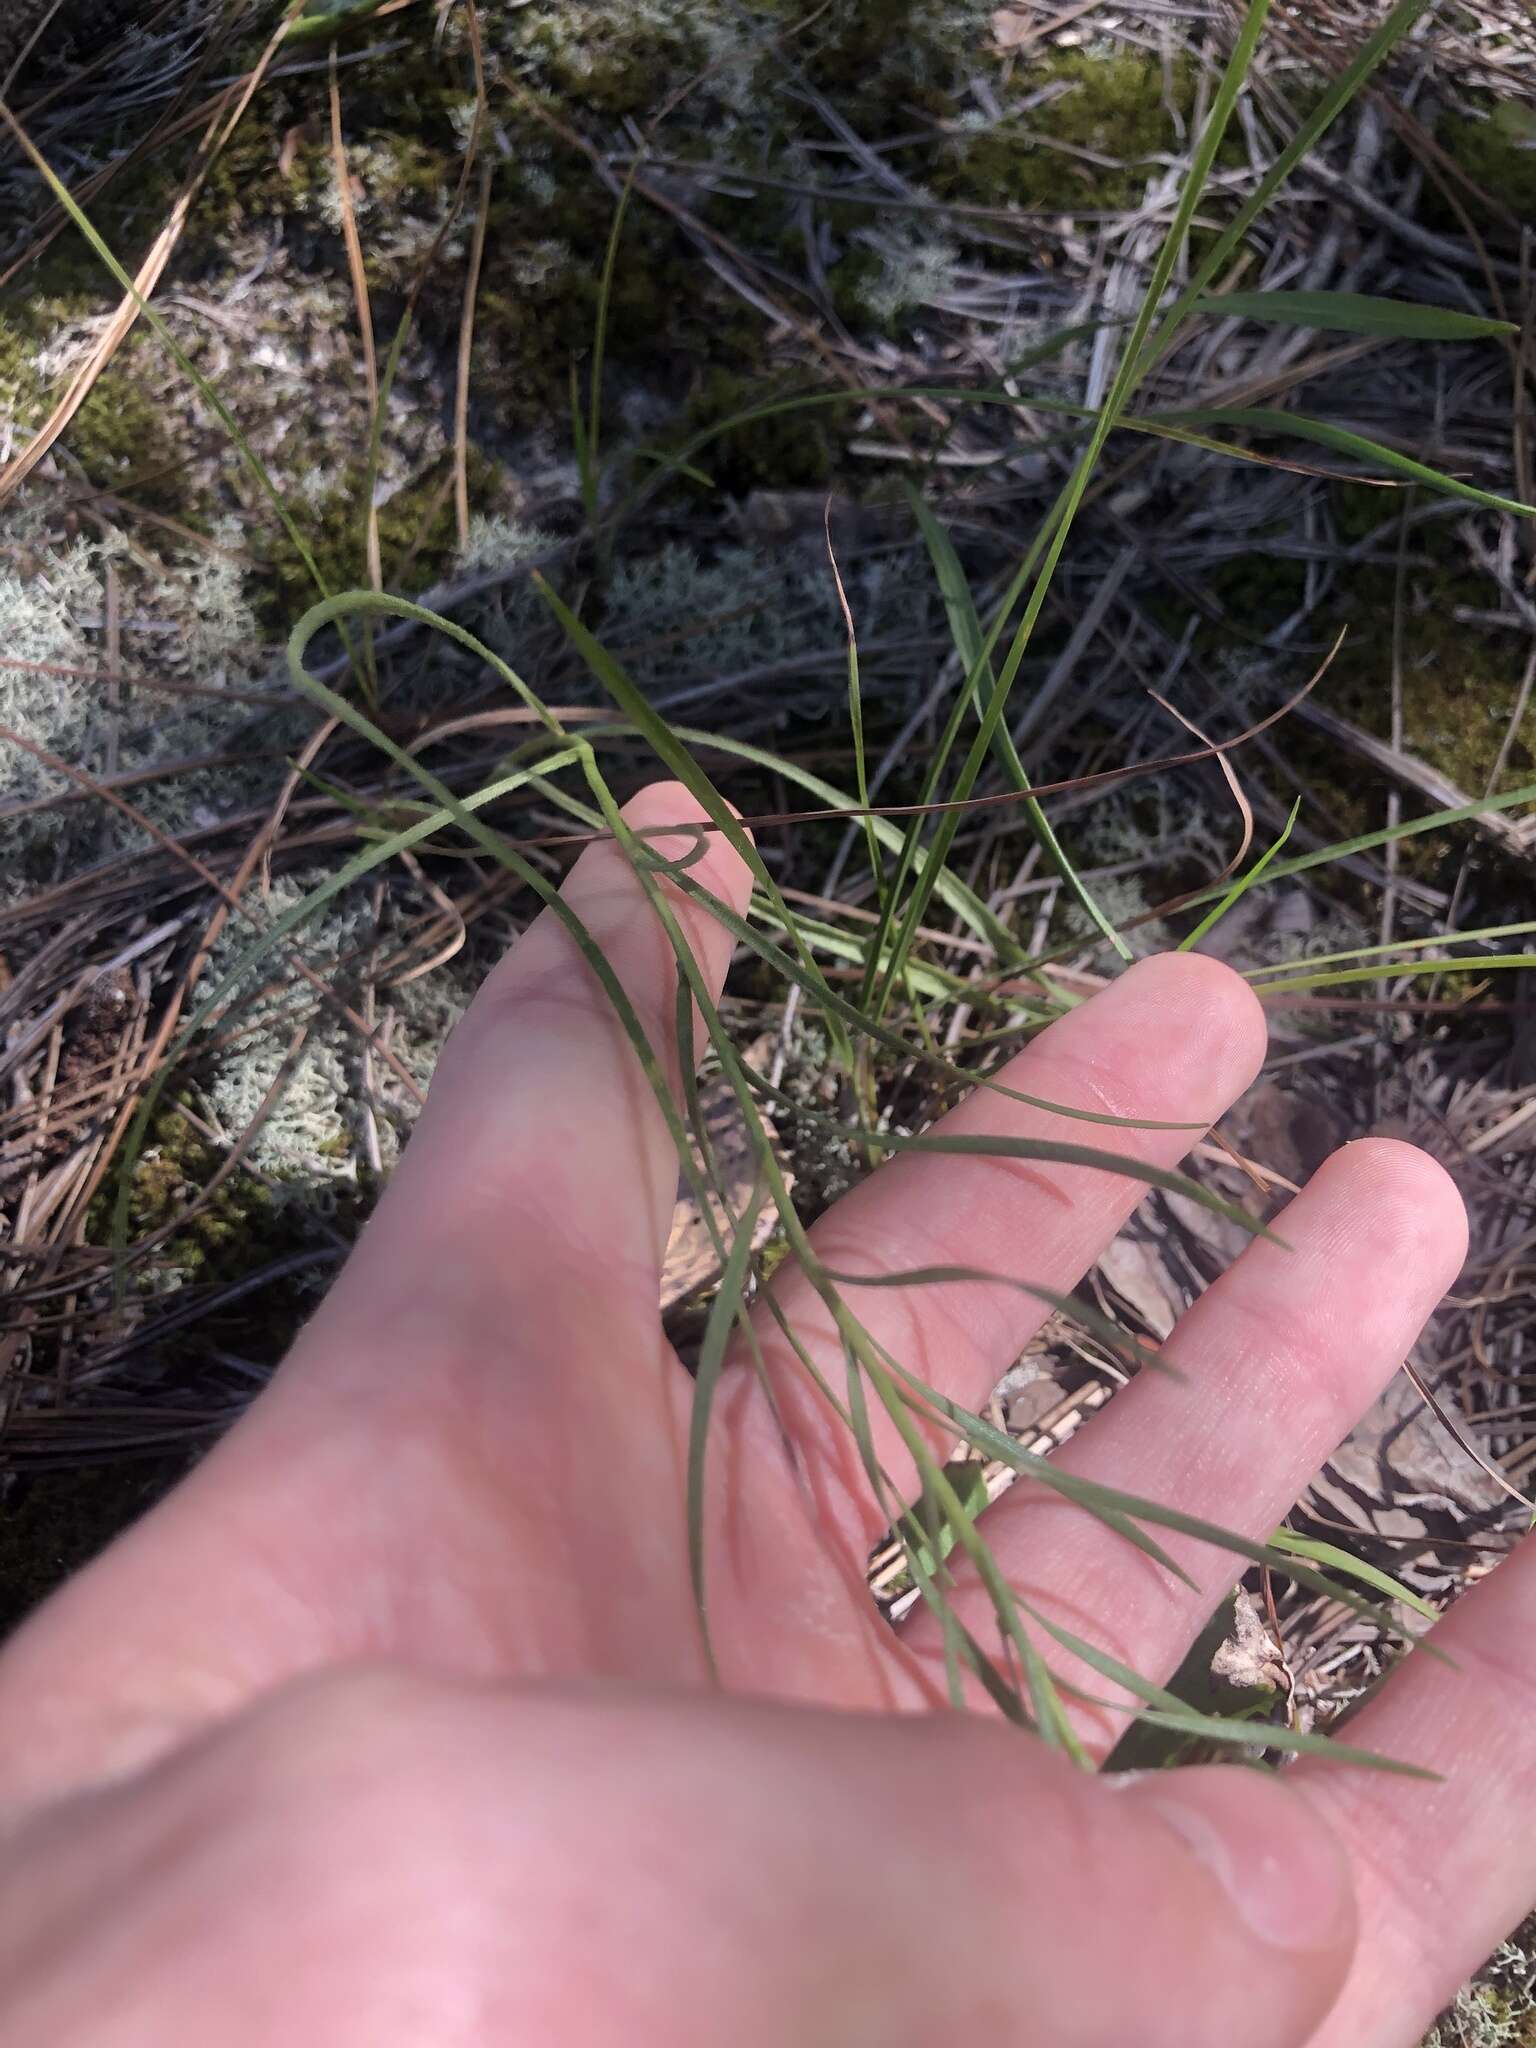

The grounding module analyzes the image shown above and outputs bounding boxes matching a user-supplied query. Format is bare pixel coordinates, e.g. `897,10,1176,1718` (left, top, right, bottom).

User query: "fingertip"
620,778,754,913
1326,1135,1470,1283
1114,950,1269,1096
1125,1765,1357,1970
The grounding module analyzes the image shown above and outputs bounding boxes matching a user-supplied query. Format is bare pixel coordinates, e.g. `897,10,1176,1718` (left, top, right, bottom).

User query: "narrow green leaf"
1195,289,1516,341
1253,954,1535,997
681,872,1205,1131
1267,1528,1437,1621
1179,799,1300,952
821,1130,1278,1242
533,574,855,1066
687,1176,767,1669
905,486,1131,961
1245,919,1536,980
1161,406,1536,519
1126,1708,1435,1774
822,1263,1180,1383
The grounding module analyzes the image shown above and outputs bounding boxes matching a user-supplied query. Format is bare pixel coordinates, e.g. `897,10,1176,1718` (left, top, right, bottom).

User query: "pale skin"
1,781,1531,2046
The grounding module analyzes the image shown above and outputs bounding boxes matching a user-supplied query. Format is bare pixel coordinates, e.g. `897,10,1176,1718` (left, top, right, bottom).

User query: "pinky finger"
1293,1530,1536,2048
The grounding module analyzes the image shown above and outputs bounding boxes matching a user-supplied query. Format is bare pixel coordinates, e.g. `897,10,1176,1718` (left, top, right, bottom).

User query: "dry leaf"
990,5,1037,52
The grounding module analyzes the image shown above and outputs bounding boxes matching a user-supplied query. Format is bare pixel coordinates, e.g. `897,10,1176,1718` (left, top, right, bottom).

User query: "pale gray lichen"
453,513,558,579
597,539,933,708
193,867,479,1182
848,224,962,326
1423,1936,1536,2048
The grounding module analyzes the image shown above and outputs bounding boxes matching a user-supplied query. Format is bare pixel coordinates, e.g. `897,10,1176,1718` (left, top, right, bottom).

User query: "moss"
97,1106,287,1285
783,0,972,141
516,3,706,119
259,447,500,618
1202,523,1535,882
1198,543,1310,632
679,366,840,495
940,50,1205,215
68,360,200,517
1438,98,1536,226
0,314,46,431
1328,561,1535,800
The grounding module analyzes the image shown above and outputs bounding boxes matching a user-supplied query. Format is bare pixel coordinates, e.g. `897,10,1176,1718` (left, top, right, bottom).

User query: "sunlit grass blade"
812,1129,1279,1244
1124,1708,1434,1774
863,1348,1086,1757
1003,1590,1425,1774
821,1263,1181,1384
825,509,886,930
905,485,1131,962
870,0,1277,1017
533,573,855,1066
1268,1527,1437,1622
883,1366,1445,1650
680,874,1205,1130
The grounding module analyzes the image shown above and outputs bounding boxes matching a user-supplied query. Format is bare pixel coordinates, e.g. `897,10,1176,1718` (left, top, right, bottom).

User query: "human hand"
0,783,1523,2047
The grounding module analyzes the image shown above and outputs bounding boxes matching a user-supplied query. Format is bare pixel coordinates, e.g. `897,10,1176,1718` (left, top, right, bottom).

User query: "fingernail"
1139,1774,1352,1954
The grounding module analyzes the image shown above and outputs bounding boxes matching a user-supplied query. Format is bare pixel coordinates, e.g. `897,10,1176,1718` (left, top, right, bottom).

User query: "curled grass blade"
1179,799,1301,952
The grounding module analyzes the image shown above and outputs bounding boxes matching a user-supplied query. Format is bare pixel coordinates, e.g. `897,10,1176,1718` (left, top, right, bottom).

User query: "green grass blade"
533,574,855,1065
872,0,1277,1016
681,874,1204,1130
1124,1708,1435,1774
811,1130,1278,1243
1162,406,1536,518
1149,0,1434,347
1195,289,1516,340
905,486,1131,961
1252,955,1536,997
687,1175,767,1670
822,1263,1179,1383
881,1369,1443,1649
1268,1527,1437,1621
1245,919,1536,979
1179,799,1300,952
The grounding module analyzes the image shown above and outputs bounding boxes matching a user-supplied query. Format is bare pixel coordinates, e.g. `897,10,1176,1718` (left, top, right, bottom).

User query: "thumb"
1089,1762,1356,2046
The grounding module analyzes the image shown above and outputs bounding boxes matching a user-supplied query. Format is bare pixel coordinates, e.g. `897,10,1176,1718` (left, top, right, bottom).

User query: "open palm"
0,783,1527,2048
